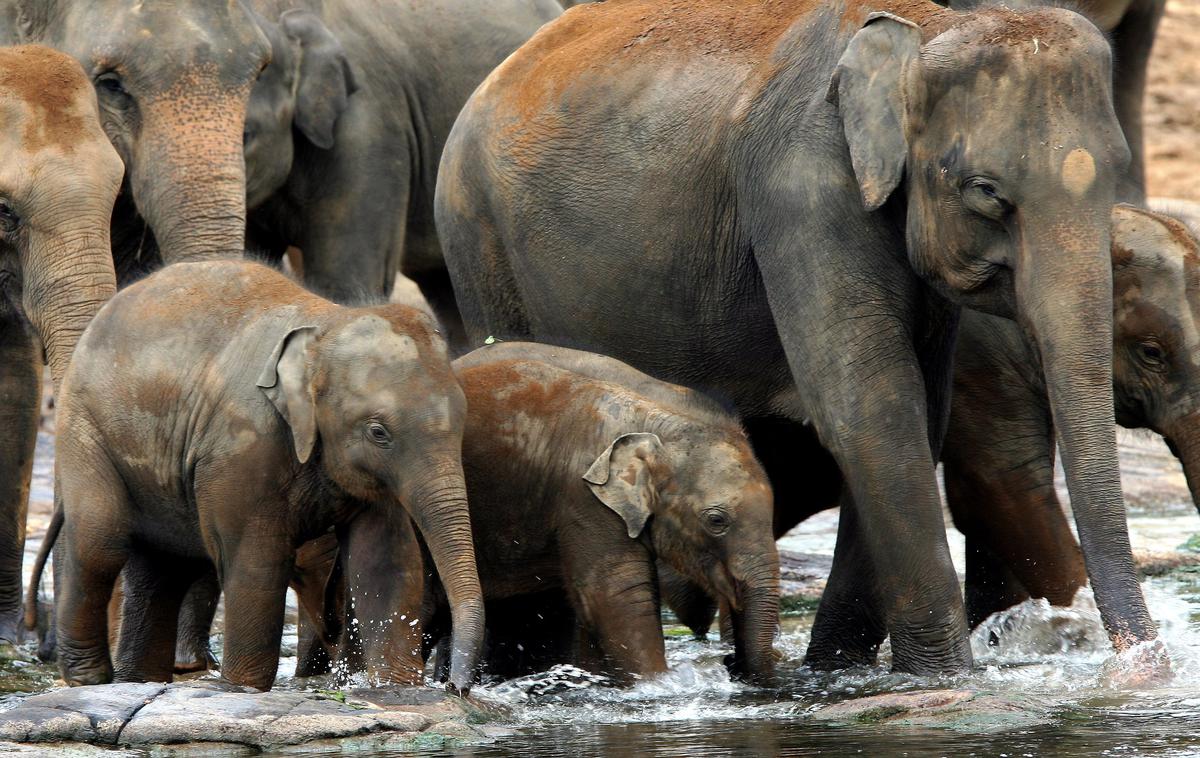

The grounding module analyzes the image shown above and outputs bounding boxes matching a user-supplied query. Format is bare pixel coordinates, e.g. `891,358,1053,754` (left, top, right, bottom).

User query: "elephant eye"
0,199,21,234
961,176,1012,221
365,420,393,447
94,72,129,98
1137,340,1168,371
703,508,731,535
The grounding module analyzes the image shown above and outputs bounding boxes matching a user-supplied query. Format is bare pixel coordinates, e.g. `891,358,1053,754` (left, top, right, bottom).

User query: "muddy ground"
1146,0,1200,201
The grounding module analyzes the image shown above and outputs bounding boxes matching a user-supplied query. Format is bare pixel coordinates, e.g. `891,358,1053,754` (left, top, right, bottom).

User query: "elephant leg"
0,300,40,645
561,534,666,683
1110,0,1166,204
479,592,576,680
218,540,293,691
295,611,332,678
174,571,220,673
658,561,716,640
54,473,130,686
339,509,425,684
964,536,1030,631
803,496,887,668
114,551,205,683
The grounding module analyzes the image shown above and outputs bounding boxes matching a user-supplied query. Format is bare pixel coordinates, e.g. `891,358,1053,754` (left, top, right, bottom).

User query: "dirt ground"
1145,0,1199,201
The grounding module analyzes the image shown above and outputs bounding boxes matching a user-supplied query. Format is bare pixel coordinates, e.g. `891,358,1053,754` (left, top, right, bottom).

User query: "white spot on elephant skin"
1061,148,1096,197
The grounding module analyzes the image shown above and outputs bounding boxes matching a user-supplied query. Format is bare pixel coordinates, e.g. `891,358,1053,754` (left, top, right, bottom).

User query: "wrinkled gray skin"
50,260,482,692
0,0,560,306
949,0,1165,204
437,0,1158,673
0,45,121,645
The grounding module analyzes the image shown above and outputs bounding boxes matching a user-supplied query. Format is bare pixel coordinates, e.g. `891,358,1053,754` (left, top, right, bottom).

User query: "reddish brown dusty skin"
0,46,90,153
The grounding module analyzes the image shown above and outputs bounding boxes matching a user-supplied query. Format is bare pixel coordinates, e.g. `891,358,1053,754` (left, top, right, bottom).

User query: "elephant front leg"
0,302,41,645
218,538,294,691
339,509,426,685
561,535,667,683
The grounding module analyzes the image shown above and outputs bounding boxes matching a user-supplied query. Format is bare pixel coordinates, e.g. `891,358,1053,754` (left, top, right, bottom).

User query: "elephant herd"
0,0,1194,696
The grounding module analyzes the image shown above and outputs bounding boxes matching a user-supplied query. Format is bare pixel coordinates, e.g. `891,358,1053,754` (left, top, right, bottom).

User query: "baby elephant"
52,260,483,691
429,343,780,684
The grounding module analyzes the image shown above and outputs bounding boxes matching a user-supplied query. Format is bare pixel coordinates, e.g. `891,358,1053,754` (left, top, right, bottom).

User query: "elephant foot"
174,645,219,674
0,609,23,646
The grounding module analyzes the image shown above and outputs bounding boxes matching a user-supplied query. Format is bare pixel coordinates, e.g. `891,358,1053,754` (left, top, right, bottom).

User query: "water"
13,429,1200,756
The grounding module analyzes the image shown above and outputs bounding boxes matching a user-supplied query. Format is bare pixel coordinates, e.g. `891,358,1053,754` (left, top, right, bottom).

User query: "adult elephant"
436,0,1159,674
0,0,561,306
0,45,123,644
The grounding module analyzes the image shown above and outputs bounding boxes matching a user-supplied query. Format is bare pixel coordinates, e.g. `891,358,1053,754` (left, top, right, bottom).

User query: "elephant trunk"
726,550,781,685
1163,413,1200,518
21,222,117,385
1015,208,1156,651
401,457,483,694
131,93,249,262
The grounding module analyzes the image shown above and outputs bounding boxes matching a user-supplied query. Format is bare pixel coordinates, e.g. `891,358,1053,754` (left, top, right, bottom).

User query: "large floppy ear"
827,12,922,211
280,9,359,150
583,432,665,539
257,325,319,464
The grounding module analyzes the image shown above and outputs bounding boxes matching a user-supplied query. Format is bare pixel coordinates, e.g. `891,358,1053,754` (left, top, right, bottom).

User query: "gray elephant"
0,45,122,645
436,0,1159,674
48,259,483,692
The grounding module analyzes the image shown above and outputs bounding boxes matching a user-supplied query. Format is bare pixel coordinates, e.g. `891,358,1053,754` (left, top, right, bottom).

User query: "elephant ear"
257,325,319,464
827,12,922,211
280,9,359,150
583,432,665,539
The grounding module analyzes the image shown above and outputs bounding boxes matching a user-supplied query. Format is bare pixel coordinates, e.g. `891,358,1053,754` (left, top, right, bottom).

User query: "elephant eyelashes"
960,177,1012,221
365,420,393,447
703,508,731,535
93,73,127,97
1137,340,1169,371
0,200,19,234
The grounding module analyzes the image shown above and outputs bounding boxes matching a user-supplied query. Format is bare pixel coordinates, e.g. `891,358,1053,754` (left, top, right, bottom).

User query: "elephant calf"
51,259,483,691
324,343,779,684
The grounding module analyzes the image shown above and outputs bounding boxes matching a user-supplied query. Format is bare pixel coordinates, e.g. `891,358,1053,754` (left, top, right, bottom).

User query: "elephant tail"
23,503,62,632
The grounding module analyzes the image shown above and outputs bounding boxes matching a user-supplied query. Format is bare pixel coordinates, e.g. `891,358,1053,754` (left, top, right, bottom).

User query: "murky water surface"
10,432,1200,756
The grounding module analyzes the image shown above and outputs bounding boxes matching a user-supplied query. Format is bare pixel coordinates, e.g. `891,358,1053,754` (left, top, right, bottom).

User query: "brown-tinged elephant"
48,259,482,692
295,342,780,685
436,0,1159,674
0,45,122,645
948,0,1165,204
946,205,1200,626
0,0,561,310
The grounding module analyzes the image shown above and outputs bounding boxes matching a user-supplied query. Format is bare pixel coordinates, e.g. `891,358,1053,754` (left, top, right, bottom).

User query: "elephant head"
257,304,482,692
830,8,1153,648
244,9,356,209
0,46,121,382
584,429,779,683
14,0,352,262
1109,206,1200,515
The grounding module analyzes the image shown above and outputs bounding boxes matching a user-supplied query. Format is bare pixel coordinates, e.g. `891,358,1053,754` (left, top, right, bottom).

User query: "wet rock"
0,681,493,751
810,688,1051,732
778,551,831,611
1134,549,1200,577
0,741,140,756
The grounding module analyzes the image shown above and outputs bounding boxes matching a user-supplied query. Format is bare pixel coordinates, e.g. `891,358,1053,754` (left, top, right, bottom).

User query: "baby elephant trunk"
401,458,484,693
726,552,781,685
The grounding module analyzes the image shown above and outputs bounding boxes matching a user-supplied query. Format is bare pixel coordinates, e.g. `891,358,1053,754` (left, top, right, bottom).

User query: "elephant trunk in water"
21,222,117,385
727,551,781,684
1016,207,1157,651
400,456,483,693
131,89,249,262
